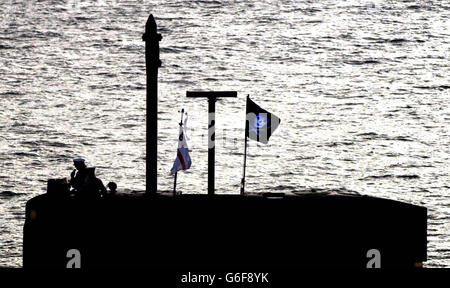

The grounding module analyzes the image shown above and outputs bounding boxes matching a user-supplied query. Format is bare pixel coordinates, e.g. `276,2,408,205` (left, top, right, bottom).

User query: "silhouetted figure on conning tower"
78,167,107,198
70,158,88,192
107,182,117,196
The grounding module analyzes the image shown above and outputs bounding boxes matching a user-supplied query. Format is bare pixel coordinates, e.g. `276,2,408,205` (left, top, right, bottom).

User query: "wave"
414,85,450,90
344,59,381,65
13,152,39,157
0,191,25,197
362,174,420,180
162,46,192,53
356,132,415,142
291,187,361,196
323,141,355,147
0,91,23,97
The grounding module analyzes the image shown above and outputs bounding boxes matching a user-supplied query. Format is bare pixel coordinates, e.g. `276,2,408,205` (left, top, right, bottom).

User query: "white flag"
170,115,192,174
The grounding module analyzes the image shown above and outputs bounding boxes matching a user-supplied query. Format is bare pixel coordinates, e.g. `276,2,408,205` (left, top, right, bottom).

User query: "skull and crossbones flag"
245,96,281,144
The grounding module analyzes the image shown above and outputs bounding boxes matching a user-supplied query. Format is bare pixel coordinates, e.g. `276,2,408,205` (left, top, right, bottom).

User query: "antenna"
186,91,237,195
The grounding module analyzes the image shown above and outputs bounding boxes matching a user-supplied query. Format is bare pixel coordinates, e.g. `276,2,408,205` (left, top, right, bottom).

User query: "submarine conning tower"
23,13,427,268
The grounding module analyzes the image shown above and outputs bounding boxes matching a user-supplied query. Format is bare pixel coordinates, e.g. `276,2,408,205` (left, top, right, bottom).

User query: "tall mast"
143,14,162,195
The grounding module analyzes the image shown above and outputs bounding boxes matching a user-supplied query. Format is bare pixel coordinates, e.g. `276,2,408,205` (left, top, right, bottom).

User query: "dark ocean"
0,0,449,267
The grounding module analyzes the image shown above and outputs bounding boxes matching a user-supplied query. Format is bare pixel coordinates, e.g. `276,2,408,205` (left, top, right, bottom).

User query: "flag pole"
173,172,177,196
173,109,184,196
240,123,248,195
240,96,249,195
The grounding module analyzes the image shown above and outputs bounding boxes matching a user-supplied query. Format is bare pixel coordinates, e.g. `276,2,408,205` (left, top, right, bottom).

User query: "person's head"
73,158,86,170
107,182,117,193
85,167,96,178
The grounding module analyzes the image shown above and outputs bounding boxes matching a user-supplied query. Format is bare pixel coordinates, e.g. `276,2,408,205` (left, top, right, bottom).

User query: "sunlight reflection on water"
0,0,448,267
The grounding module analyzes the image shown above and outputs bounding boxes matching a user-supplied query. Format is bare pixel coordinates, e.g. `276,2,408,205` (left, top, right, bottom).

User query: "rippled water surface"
0,0,449,267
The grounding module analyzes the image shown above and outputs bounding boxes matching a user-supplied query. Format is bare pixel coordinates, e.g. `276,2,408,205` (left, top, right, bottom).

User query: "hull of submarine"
23,192,427,268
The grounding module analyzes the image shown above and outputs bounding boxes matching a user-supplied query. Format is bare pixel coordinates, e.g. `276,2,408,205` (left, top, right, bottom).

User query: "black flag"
245,96,281,144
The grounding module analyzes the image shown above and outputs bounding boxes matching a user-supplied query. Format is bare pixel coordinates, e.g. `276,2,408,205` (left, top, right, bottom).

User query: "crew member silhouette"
70,158,88,191
79,167,107,198
107,182,117,196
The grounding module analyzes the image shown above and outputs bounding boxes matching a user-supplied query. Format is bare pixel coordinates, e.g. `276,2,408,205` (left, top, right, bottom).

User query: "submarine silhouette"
23,14,427,268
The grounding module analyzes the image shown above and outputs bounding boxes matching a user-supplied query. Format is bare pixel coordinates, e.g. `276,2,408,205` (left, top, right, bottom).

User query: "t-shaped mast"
143,14,162,195
186,91,237,195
